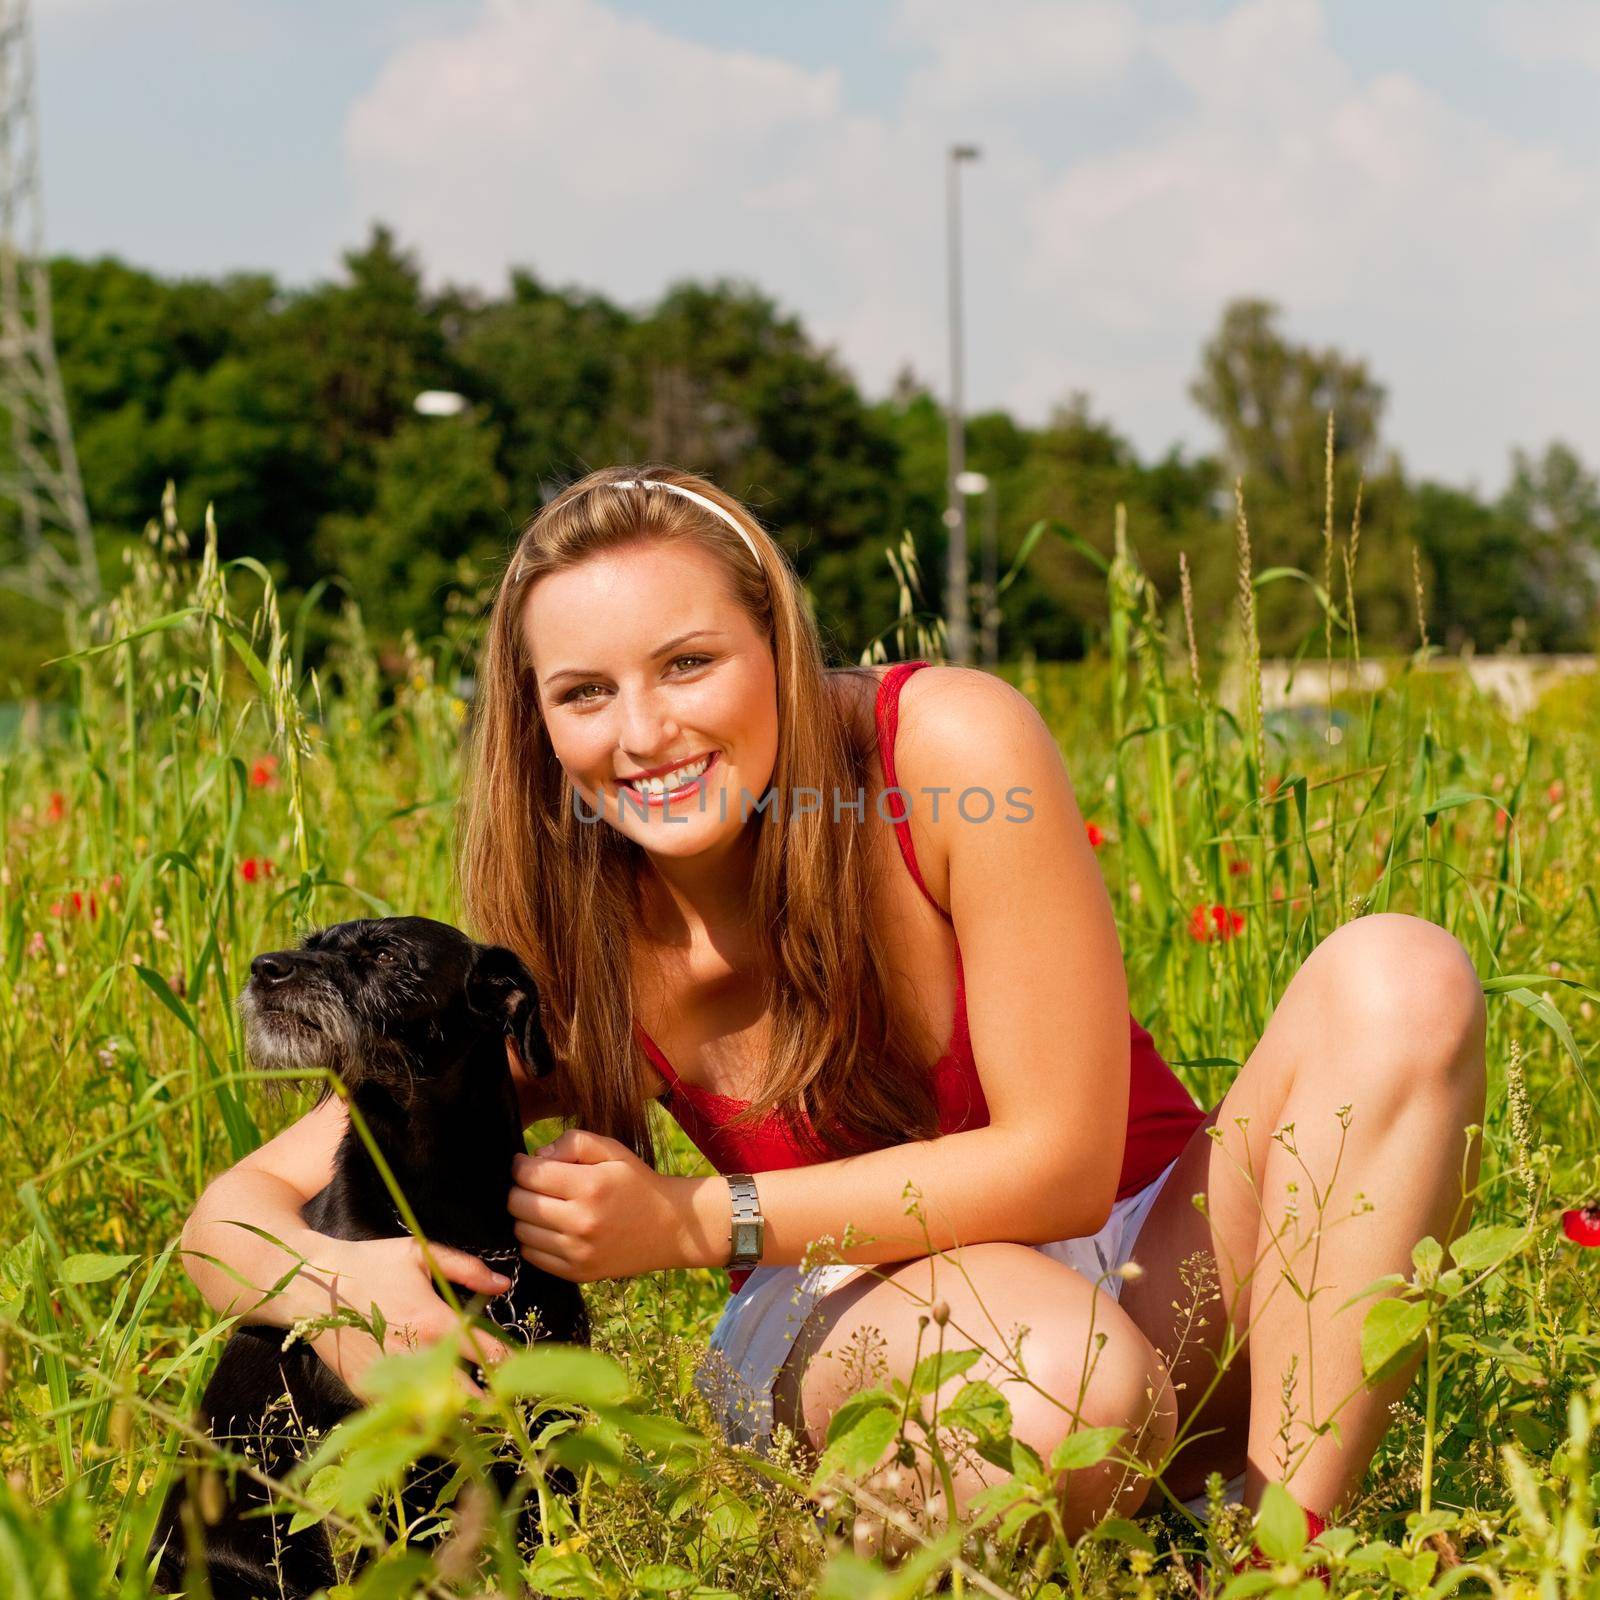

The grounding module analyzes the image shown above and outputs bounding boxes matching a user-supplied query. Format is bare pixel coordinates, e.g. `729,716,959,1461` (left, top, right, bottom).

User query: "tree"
1191,299,1386,503
315,410,510,644
1497,442,1600,650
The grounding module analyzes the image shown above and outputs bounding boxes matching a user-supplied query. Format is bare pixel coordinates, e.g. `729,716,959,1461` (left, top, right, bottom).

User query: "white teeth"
623,753,713,796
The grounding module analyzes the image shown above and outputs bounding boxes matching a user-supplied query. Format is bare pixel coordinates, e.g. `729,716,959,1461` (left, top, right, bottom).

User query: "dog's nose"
251,953,296,985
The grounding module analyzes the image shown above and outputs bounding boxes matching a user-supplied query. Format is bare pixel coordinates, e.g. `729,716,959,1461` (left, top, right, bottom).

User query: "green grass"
2,485,1598,1598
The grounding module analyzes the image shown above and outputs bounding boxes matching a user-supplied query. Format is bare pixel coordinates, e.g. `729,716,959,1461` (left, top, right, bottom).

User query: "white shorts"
693,1157,1181,1457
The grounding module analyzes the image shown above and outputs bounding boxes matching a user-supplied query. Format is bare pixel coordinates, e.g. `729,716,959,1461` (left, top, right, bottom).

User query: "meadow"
2,482,1597,1599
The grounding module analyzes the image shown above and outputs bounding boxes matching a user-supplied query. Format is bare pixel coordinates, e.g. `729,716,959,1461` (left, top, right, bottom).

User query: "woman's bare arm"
181,1053,558,1394
180,1092,355,1324
678,667,1132,1266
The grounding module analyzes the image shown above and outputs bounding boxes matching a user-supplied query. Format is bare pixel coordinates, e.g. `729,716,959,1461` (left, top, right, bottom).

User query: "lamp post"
414,390,468,417
954,470,998,666
944,143,980,665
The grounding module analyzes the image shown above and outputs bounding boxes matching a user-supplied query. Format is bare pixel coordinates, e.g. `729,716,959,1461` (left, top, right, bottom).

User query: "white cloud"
343,0,1600,489
1014,0,1598,485
1492,0,1600,75
344,0,972,422
891,0,1140,108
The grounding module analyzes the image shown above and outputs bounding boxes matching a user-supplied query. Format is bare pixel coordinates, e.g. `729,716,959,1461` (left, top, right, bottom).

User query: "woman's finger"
506,1184,583,1228
412,1239,516,1295
510,1154,591,1200
517,1242,576,1280
456,1324,512,1370
512,1219,571,1258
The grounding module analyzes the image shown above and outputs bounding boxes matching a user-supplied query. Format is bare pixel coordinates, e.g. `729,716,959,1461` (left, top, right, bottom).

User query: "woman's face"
521,538,779,859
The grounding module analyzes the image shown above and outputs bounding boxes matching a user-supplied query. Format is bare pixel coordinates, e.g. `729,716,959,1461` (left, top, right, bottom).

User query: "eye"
373,949,399,966
559,655,711,706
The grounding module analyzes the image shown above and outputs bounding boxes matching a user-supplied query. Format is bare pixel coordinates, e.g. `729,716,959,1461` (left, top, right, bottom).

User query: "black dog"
150,916,587,1599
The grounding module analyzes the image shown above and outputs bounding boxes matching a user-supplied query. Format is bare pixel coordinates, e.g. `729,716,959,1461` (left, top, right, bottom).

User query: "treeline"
7,224,1597,691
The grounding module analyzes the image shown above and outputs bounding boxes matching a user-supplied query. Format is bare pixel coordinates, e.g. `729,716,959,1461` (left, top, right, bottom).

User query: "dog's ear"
465,944,557,1077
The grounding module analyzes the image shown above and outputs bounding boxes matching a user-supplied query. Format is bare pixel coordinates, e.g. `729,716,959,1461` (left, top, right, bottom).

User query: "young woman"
181,464,1487,1544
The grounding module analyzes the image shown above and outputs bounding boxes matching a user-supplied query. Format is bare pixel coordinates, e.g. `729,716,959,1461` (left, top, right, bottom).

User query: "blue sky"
37,0,1600,494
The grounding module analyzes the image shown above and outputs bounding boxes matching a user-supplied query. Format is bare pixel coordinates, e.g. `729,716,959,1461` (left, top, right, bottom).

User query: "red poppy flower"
249,754,280,790
239,857,276,884
1265,775,1283,797
1085,822,1105,850
1495,808,1512,837
1547,781,1565,805
1563,1206,1600,1247
1226,856,1250,877
46,791,66,823
1189,904,1246,943
49,890,98,920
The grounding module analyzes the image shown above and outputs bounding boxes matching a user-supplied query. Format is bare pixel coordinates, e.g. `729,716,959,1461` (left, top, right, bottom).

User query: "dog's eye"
372,949,399,966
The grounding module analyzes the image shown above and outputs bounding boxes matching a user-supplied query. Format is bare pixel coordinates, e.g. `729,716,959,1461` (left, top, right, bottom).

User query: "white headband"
508,477,762,583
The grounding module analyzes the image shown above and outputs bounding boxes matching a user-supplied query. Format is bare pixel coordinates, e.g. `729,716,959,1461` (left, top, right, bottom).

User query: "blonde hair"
456,463,940,1165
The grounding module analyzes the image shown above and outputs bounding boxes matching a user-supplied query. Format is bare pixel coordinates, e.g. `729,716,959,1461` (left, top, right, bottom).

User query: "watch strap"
726,1172,764,1269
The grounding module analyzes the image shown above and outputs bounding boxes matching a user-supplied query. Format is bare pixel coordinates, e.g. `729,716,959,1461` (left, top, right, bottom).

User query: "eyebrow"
542,631,726,691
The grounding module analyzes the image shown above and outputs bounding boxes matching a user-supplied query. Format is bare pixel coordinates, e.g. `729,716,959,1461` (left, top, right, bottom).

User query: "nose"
251,952,296,984
617,686,680,765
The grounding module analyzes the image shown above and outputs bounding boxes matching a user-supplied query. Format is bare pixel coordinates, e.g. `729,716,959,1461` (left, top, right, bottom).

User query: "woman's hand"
507,1129,718,1281
302,1234,516,1402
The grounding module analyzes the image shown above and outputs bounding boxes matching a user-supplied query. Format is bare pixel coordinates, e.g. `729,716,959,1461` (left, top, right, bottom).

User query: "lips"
618,751,720,806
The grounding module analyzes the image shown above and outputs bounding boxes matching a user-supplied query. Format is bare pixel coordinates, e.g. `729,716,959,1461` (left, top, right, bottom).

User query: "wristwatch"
726,1173,765,1270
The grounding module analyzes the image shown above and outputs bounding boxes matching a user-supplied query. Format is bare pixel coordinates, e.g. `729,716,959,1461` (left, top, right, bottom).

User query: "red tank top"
633,660,1206,1292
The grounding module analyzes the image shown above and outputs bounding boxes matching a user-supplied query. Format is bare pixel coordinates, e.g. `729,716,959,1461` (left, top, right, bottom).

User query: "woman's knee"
785,1248,1175,1519
1305,913,1487,1107
1004,1295,1178,1526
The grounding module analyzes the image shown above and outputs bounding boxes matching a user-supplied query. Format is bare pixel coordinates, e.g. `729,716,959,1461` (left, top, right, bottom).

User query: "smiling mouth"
618,750,721,805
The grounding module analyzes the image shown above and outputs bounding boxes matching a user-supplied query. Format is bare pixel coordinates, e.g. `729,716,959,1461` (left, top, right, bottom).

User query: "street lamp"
414,389,468,417
955,470,999,666
944,143,981,666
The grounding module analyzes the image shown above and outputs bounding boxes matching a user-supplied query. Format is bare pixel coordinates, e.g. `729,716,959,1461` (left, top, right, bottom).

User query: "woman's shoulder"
825,660,1020,737
887,665,1041,768
824,661,1035,774
829,664,1046,910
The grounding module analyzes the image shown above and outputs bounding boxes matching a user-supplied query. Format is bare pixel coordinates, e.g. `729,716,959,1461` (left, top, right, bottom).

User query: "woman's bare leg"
1119,911,1488,1516
772,1242,1178,1543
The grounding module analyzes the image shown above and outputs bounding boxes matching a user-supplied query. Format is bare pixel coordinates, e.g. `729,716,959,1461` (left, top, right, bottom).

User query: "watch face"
731,1219,763,1261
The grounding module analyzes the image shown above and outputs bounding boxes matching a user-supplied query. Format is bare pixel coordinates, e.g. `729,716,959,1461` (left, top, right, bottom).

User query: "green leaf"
1048,1425,1123,1474
58,1253,138,1285
131,963,199,1036
1448,1224,1531,1276
635,1563,697,1593
597,1403,712,1457
41,606,206,666
908,1346,980,1396
1411,1236,1442,1282
1361,1297,1429,1382
347,1549,434,1599
490,1344,632,1406
1502,986,1597,1111
936,1380,1011,1442
286,1464,344,1535
1089,1515,1155,1554
547,1427,626,1486
822,1388,897,1446
1254,1481,1306,1561
810,1405,900,1489
525,1543,607,1598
